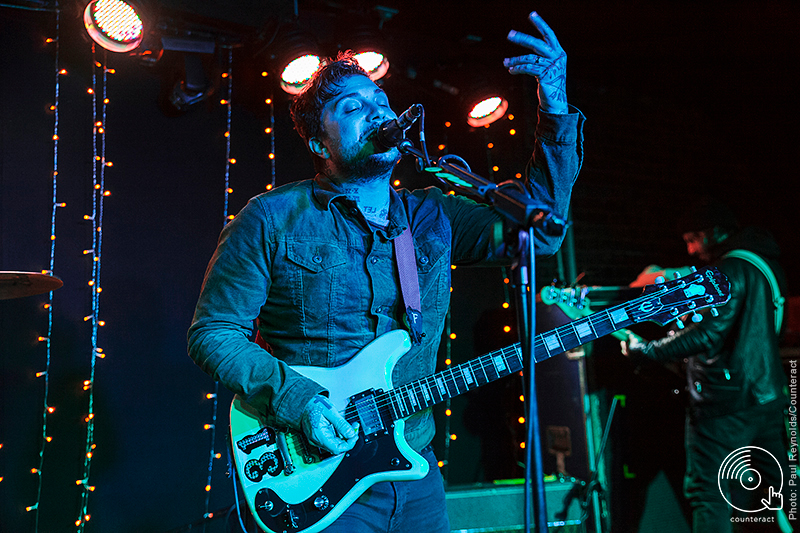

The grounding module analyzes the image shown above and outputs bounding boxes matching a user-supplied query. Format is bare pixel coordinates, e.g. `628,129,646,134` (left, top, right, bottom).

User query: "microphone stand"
397,139,567,533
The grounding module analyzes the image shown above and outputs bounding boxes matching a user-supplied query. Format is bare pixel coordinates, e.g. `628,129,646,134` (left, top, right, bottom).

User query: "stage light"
354,51,389,81
343,20,391,81
467,95,508,127
269,24,322,95
281,54,322,93
83,0,144,53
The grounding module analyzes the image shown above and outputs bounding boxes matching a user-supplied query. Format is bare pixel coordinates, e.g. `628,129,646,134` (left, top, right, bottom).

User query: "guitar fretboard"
381,296,644,421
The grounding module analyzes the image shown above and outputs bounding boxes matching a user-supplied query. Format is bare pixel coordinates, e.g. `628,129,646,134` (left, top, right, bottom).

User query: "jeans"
321,447,450,533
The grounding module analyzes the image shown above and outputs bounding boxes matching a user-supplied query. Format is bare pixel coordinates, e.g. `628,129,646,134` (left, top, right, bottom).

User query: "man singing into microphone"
189,11,583,533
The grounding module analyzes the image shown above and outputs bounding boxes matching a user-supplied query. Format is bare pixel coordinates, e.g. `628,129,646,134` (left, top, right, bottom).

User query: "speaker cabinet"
446,480,585,532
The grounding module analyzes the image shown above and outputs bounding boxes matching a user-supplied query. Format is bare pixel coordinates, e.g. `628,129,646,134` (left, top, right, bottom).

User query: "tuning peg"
675,319,685,330
710,308,719,317
690,266,697,272
691,311,703,323
655,276,665,284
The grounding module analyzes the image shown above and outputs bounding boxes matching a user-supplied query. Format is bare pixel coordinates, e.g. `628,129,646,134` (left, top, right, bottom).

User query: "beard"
331,142,400,183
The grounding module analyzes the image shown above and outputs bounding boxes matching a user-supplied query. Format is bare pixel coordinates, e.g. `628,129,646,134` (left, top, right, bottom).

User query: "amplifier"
446,479,585,532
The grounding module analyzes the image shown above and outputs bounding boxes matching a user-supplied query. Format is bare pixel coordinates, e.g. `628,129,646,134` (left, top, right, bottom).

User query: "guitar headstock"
633,266,730,326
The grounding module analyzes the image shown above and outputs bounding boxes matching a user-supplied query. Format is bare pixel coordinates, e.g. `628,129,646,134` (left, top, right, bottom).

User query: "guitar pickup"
349,389,389,442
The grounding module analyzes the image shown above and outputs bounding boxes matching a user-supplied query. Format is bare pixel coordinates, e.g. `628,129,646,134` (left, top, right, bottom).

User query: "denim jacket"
188,108,585,451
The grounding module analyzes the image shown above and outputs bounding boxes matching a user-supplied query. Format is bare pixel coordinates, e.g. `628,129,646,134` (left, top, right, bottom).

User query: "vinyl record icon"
717,446,783,512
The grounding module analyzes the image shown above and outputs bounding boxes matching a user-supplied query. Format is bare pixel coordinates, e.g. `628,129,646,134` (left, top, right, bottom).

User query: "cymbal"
0,271,63,300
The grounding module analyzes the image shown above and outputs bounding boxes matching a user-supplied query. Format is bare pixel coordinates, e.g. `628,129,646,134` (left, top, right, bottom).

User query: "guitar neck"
382,297,642,421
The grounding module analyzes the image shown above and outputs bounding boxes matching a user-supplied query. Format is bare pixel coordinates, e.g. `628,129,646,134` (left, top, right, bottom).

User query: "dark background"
1,0,798,531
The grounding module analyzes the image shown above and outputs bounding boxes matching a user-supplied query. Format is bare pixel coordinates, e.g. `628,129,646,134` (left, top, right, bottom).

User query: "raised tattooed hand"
504,12,568,114
300,394,359,455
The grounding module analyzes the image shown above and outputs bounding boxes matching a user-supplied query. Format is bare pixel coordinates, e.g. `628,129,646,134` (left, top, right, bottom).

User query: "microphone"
376,104,423,148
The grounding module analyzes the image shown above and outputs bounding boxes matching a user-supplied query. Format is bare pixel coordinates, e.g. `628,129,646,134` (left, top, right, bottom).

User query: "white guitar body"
230,330,428,533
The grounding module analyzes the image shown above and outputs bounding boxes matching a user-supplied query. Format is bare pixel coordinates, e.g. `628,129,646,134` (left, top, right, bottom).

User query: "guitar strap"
394,225,425,345
723,249,784,334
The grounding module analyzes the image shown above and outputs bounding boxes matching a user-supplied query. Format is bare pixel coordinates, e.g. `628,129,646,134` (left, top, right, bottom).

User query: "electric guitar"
230,267,730,533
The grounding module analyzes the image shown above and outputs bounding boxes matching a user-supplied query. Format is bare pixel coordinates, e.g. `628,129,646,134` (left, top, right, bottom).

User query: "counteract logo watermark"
717,446,783,512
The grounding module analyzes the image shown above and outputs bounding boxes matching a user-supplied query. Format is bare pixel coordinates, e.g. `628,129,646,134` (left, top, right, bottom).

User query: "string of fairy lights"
73,43,114,531
25,4,64,529
200,46,235,526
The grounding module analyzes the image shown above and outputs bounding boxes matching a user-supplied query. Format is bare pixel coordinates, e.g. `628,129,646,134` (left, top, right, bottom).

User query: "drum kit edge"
0,271,64,301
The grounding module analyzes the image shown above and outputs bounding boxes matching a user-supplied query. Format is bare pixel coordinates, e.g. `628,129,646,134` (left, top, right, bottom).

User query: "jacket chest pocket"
286,242,349,321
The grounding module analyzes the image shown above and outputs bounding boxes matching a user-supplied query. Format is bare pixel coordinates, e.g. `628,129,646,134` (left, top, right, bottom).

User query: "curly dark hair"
289,51,370,146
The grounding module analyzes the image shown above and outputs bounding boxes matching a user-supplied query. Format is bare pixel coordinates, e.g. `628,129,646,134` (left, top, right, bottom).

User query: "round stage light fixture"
467,95,509,127
83,0,144,53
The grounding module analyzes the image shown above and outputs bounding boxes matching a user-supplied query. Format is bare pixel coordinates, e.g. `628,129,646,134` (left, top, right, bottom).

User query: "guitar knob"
710,308,719,317
314,495,330,510
258,500,274,512
691,311,703,323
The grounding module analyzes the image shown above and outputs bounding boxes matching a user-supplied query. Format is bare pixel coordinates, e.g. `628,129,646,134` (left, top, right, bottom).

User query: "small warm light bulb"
227,215,235,220
445,358,451,365
47,407,55,413
508,114,514,120
518,417,525,424
520,442,526,449
451,265,457,270
265,127,272,134
437,144,445,151
445,121,451,128
504,278,510,284
59,69,67,75
519,395,525,402
487,143,494,149
87,88,94,94
503,326,511,333
229,158,236,164
226,188,233,193
266,184,273,191
205,393,216,399
224,131,230,138
438,460,444,467
449,333,456,339
31,468,39,474
204,424,213,430
261,71,268,77
445,409,452,416
502,302,510,309
450,434,457,441
509,129,516,136
268,153,275,160
215,453,222,459
86,452,93,458
205,484,212,492
265,98,272,104
220,99,228,105
103,98,109,104
46,436,52,442
492,165,499,172
221,72,229,78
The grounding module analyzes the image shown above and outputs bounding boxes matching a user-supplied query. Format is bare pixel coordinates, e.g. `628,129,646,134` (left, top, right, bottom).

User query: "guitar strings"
338,275,707,423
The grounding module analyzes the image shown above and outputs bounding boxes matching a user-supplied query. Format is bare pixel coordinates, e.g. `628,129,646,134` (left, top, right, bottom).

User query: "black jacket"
643,227,787,419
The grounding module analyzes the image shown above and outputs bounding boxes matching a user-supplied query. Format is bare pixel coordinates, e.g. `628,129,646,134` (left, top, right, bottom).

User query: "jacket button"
419,256,429,265
313,255,323,263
